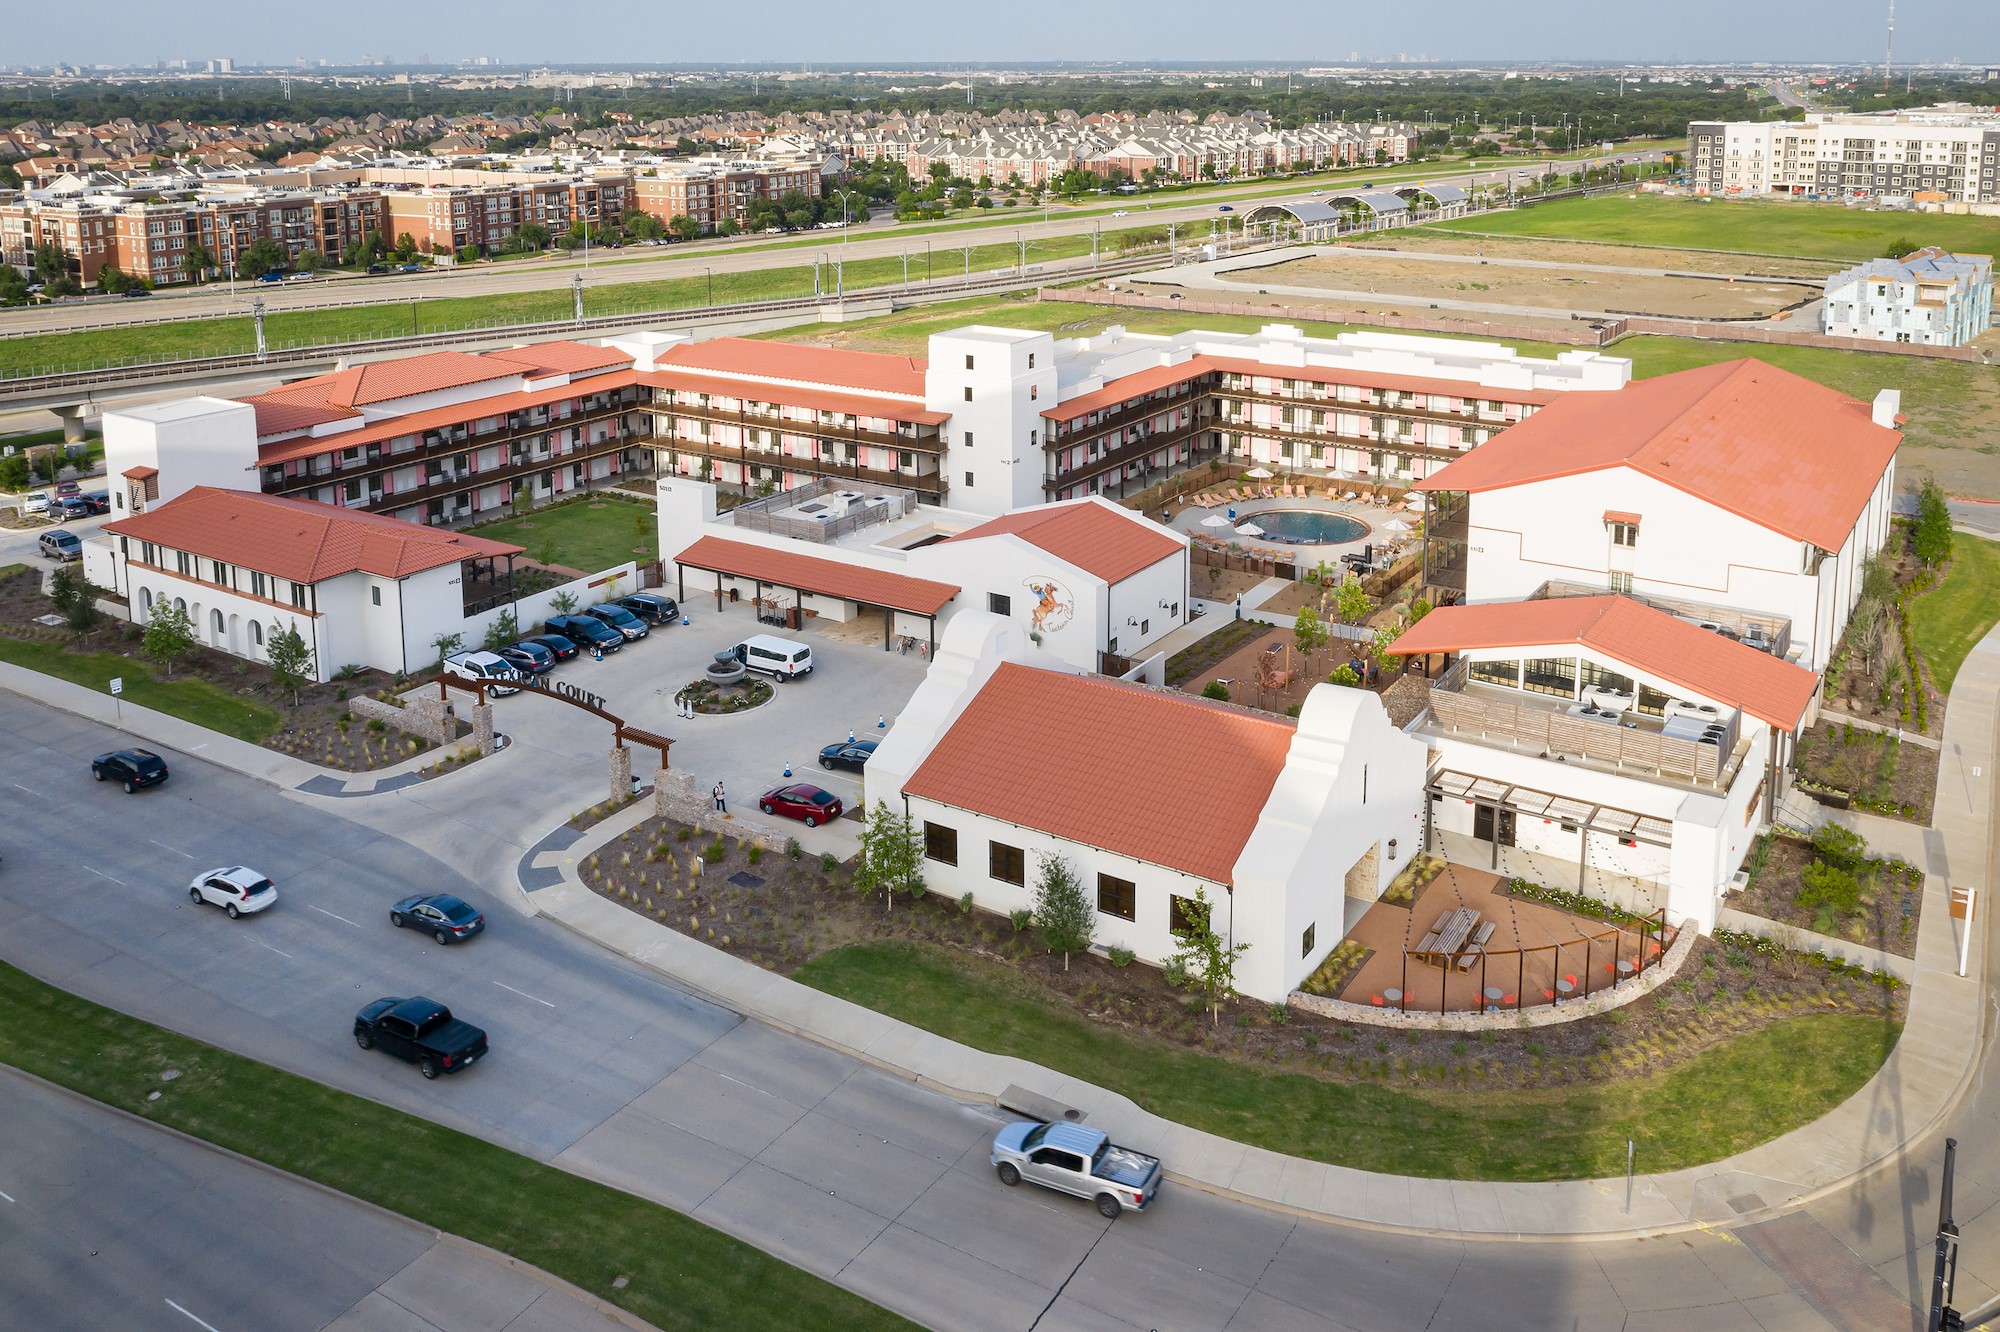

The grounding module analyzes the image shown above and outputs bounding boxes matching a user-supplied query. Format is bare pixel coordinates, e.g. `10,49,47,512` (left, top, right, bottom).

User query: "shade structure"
1244,467,1274,479
1405,494,1427,512
1201,514,1232,528
1382,518,1412,532
1235,523,1266,536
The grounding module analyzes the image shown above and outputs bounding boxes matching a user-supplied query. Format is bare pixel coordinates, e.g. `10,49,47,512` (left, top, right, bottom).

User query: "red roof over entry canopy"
673,535,959,616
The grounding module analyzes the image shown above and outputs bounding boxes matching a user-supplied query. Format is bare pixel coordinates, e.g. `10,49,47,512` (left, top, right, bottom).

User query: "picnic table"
1413,907,1481,968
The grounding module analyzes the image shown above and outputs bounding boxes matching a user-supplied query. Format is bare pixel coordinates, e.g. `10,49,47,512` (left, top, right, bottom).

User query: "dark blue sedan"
389,893,486,945
525,633,580,663
817,740,877,773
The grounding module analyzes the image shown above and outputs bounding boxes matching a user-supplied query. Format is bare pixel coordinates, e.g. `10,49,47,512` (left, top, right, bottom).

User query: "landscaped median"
0,960,914,1332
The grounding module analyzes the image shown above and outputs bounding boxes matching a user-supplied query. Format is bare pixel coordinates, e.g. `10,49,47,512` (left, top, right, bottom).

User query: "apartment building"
1688,107,2000,202
1822,248,1995,346
103,339,655,529
629,158,821,233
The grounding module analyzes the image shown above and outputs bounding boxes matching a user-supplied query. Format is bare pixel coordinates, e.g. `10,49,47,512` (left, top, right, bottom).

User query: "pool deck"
1165,490,1413,562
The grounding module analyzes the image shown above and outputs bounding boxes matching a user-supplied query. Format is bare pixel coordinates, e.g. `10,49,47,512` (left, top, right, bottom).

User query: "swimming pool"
1248,509,1370,545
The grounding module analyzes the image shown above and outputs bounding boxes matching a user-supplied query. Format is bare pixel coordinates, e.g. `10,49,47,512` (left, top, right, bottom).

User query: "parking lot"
475,598,933,856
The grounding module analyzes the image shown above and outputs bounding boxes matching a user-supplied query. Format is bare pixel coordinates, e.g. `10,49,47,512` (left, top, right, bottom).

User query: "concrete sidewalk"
7,618,1993,1243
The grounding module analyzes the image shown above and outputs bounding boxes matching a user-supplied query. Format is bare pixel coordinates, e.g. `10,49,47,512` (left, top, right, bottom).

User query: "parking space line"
308,905,361,928
10,782,37,795
165,1300,223,1332
83,866,127,885
492,981,558,1009
248,939,294,960
0,1186,14,1203
148,839,194,859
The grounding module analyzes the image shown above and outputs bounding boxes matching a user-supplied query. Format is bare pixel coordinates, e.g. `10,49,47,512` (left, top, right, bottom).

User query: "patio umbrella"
1235,522,1266,537
1200,514,1232,528
1244,466,1274,479
1382,518,1412,532
1405,494,1427,512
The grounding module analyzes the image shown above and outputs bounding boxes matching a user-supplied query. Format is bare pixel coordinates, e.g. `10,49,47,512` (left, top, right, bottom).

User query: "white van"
731,634,813,680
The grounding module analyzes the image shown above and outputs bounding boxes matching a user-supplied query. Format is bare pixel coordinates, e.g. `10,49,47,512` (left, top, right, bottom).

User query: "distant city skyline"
11,0,1994,74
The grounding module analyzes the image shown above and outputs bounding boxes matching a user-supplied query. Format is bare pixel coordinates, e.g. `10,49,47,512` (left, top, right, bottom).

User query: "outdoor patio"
1164,475,1422,566
1335,862,1669,1015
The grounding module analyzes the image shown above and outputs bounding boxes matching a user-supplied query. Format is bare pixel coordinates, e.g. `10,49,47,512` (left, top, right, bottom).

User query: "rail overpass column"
49,403,88,445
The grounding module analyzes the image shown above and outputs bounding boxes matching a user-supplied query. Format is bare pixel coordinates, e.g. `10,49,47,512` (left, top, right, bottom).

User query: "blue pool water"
1249,509,1370,545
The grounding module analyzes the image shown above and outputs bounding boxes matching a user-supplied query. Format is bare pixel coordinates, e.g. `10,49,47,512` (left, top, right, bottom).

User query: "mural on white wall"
1025,577,1075,634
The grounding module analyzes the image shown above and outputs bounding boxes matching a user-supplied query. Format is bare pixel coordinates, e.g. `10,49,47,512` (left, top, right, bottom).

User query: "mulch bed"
1821,540,1944,739
583,812,1905,1091
1729,832,1924,959
1793,720,1938,824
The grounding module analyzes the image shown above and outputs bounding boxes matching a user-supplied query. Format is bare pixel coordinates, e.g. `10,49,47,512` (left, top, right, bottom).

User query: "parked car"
352,996,487,1079
92,747,168,791
284,272,313,284
255,270,286,284
54,480,80,498
39,529,81,561
80,491,110,515
524,632,580,664
495,641,556,676
121,287,153,298
616,592,679,624
365,263,391,274
20,490,50,516
583,602,649,641
758,783,842,827
817,739,877,773
442,649,521,696
989,1121,1161,1219
546,613,623,654
187,865,277,919
389,892,486,944
397,262,424,273
53,495,93,520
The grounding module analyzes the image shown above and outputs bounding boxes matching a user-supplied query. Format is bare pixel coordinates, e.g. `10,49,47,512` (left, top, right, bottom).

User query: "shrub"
1797,860,1862,915
1201,680,1231,701
702,839,727,864
1009,908,1033,931
819,851,838,873
1810,822,1868,873
747,844,763,865
675,826,693,843
958,891,974,914
1108,946,1135,967
785,838,802,860
1267,1003,1291,1025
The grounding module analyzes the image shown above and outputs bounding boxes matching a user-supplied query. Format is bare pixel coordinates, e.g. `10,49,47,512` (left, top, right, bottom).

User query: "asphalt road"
0,689,1979,1331
0,153,1666,339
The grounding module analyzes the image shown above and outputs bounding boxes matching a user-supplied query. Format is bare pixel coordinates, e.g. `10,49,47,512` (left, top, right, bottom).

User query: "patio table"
1412,906,1480,968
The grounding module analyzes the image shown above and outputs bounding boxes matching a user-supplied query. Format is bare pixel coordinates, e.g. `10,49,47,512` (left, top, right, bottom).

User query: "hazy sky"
17,0,1990,71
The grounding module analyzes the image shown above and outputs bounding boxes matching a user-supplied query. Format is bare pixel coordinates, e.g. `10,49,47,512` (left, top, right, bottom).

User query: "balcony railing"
1047,419,1213,492
266,400,641,496
653,402,942,455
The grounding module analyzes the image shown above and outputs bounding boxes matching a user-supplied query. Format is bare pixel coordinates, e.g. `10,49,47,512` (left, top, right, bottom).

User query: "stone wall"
347,694,449,747
1287,920,1698,1031
650,768,789,853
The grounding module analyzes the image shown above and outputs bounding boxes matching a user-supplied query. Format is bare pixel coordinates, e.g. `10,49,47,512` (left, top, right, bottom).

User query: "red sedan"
759,783,842,827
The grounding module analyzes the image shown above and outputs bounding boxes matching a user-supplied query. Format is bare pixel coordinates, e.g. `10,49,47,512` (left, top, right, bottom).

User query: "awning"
674,535,959,616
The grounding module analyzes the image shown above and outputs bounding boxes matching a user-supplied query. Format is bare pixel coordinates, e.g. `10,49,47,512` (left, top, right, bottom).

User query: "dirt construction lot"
1229,251,1821,320
1345,230,1843,280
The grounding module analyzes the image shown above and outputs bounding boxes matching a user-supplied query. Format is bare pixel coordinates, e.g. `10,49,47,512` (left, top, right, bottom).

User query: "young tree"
1334,574,1372,625
0,454,29,490
266,622,314,704
294,247,327,272
482,608,520,652
141,601,197,678
98,264,140,294
1914,478,1953,568
511,479,532,518
429,630,465,665
48,565,96,635
533,536,559,568
31,450,63,488
31,241,70,283
518,221,550,251
181,240,214,284
548,590,579,614
233,236,287,278
1032,853,1093,970
854,799,925,912
668,214,702,242
1168,886,1250,1025
1293,604,1327,662
1328,663,1362,687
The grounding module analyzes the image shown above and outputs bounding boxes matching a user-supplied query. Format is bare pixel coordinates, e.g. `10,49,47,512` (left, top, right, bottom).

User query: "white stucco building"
1822,248,1995,347
865,613,1432,1004
1419,359,1903,672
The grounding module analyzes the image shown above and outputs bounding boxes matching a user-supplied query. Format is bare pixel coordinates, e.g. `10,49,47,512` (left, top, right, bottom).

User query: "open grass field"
1908,532,2000,694
795,941,1898,1183
467,493,655,574
0,636,280,741
1431,193,2000,262
0,960,915,1332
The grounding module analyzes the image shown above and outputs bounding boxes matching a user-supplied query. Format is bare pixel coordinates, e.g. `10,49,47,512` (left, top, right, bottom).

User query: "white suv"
443,649,521,696
188,866,278,919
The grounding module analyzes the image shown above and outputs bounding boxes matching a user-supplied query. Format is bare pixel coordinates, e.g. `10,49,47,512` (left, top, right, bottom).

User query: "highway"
0,152,1669,340
0,679,1989,1330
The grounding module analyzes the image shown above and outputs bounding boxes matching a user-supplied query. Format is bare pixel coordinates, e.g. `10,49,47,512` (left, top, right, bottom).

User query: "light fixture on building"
1387,838,1399,861
1158,599,1172,609
1126,616,1139,626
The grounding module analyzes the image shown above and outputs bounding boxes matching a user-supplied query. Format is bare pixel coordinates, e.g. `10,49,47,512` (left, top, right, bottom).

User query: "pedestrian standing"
712,780,726,814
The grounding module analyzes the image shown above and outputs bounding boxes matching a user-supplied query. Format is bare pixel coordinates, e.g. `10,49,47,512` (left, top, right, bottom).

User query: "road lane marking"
83,866,127,885
308,905,361,927
492,981,557,1009
0,1187,14,1202
165,1300,223,1332
148,839,194,859
249,939,294,960
11,782,38,795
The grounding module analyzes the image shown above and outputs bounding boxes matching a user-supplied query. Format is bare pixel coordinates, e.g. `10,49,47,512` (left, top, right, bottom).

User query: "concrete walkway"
5,618,1994,1243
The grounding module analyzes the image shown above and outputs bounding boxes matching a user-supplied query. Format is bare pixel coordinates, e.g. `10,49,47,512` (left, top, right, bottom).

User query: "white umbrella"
1405,494,1427,512
1382,518,1412,532
1331,468,1351,480
1235,523,1266,537
1244,467,1274,479
1201,514,1232,528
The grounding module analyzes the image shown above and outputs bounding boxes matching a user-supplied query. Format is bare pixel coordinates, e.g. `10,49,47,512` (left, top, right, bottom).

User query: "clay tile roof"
906,663,1296,883
948,499,1185,584
104,486,522,585
481,341,633,377
243,397,361,438
1388,595,1818,731
657,337,928,398
252,350,521,411
122,465,158,480
673,535,958,615
1043,360,1209,421
1416,360,1900,552
1603,510,1642,525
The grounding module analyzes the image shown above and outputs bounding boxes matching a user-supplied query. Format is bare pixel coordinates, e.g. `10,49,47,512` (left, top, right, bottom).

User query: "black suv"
617,593,679,625
583,602,649,641
545,613,623,654
92,749,169,792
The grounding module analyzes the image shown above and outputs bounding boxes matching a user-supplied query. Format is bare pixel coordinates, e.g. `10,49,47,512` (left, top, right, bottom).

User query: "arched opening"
226,612,241,655
209,608,226,647
173,596,187,615
250,621,265,650
140,588,153,614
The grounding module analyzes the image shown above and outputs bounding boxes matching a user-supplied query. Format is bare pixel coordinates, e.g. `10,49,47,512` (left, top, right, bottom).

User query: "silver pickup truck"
989,1120,1161,1219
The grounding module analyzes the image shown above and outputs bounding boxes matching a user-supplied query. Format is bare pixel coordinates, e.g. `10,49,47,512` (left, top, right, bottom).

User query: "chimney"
1872,389,1901,429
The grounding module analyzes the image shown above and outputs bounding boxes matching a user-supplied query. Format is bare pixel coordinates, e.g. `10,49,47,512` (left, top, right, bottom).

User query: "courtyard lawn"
1430,193,2000,262
0,961,914,1332
795,940,1898,1183
0,637,279,742
1907,532,2000,695
468,494,655,574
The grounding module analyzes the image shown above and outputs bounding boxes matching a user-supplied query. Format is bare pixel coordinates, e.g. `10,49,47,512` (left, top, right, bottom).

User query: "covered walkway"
672,534,960,653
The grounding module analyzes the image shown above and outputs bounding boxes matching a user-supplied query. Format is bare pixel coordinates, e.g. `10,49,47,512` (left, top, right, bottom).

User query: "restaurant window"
1521,657,1578,698
989,841,1025,886
1635,685,1672,718
1467,658,1521,690
923,822,958,866
1097,874,1136,921
1169,893,1209,936
1579,663,1635,695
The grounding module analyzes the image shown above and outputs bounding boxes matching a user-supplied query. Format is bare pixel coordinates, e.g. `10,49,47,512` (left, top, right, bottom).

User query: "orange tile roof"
245,397,361,438
905,663,1296,884
481,341,634,377
1416,360,1900,552
673,535,959,615
105,486,522,585
1603,510,1642,525
1388,595,1818,730
657,337,928,399
1043,360,1210,421
639,367,950,425
254,371,642,465
122,465,158,480
253,350,521,411
949,500,1185,584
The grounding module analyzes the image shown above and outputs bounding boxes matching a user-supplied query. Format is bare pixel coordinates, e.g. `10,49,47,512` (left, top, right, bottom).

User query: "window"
371,586,382,606
251,622,264,646
1610,522,1638,548
1027,353,1035,369
251,572,268,599
211,560,228,584
965,472,975,488
989,841,1025,886
1169,893,1209,936
175,550,192,576
965,354,975,370
963,431,973,448
1301,922,1316,958
1521,656,1578,698
1609,571,1633,594
988,593,1011,616
290,583,308,610
923,822,958,866
1139,619,1150,635
1029,384,1038,401
963,387,973,402
1097,874,1136,920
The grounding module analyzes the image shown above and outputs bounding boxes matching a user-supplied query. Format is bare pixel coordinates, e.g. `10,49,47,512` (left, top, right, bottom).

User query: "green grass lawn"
795,941,1898,1183
0,962,912,1332
1907,531,2000,694
0,636,279,742
468,494,654,574
1431,193,2000,261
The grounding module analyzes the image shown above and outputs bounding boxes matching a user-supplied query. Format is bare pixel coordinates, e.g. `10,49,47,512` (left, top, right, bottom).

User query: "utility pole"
253,295,267,361
572,271,583,326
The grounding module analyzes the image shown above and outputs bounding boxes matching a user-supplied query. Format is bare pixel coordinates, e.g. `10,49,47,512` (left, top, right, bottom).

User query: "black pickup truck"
353,996,488,1079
